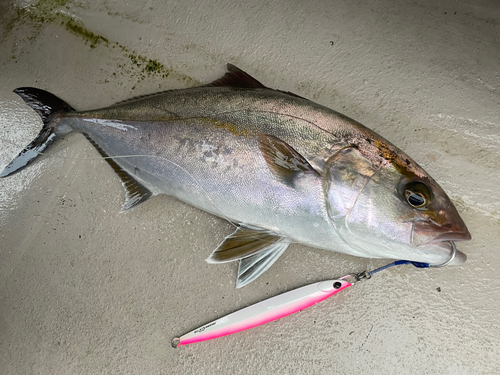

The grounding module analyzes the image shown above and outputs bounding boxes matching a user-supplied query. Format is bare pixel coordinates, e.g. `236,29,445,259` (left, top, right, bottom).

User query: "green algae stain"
145,59,164,73
16,0,109,48
62,16,109,48
126,53,170,78
5,0,197,84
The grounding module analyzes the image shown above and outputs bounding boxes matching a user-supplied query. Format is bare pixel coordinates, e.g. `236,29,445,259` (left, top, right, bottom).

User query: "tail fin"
1,88,74,177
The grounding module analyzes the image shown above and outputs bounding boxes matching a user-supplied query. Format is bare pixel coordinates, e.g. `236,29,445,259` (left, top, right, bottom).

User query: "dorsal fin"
83,134,154,211
213,65,311,103
202,63,267,89
211,65,311,101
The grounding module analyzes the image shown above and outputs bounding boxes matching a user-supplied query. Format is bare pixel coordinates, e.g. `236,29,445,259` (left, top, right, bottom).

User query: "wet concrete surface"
0,0,499,374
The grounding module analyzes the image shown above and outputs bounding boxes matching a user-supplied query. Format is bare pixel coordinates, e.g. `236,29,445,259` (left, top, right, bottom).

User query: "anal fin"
83,133,154,211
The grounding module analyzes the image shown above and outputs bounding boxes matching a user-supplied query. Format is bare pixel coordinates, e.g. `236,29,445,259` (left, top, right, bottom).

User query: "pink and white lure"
172,278,351,347
171,243,456,348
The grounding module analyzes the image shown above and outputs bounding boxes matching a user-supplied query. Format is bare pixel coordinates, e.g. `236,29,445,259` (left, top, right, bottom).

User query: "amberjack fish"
1,64,471,287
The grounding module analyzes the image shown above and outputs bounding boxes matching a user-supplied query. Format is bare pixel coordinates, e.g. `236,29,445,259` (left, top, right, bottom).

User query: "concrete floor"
1,0,499,374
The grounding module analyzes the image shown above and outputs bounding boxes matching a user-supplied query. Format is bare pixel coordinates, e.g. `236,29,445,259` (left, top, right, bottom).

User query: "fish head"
324,146,471,264
398,176,471,247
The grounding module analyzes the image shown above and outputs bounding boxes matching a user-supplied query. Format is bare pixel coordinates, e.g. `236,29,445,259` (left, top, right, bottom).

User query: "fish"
1,64,471,287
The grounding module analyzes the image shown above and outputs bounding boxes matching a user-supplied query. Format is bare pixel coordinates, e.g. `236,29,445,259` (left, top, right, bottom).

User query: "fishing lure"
172,242,456,348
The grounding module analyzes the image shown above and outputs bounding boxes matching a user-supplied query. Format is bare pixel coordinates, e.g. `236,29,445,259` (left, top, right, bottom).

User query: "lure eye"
403,181,431,209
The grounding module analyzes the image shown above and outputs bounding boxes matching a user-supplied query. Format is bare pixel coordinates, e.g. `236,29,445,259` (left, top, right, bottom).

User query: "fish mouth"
412,220,470,265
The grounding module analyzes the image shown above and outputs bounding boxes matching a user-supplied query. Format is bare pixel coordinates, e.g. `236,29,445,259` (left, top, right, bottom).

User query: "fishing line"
346,241,456,284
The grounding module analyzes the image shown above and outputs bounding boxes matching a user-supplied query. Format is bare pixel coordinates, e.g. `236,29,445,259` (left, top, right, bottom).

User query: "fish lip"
412,219,472,245
430,231,472,242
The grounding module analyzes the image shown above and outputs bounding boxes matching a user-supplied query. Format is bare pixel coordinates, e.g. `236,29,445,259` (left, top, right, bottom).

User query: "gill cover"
323,146,415,257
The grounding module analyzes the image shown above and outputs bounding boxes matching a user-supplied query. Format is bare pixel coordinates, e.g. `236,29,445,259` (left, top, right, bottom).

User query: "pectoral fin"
206,225,284,263
257,134,319,186
236,242,289,288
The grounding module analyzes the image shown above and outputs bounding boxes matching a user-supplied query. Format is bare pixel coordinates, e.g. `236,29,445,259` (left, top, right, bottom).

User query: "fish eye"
406,191,426,207
403,181,432,209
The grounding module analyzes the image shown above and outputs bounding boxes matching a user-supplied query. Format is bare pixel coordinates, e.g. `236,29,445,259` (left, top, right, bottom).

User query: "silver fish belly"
1,64,471,287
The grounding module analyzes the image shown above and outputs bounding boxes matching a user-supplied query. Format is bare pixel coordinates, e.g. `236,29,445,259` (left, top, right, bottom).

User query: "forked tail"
0,88,74,177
